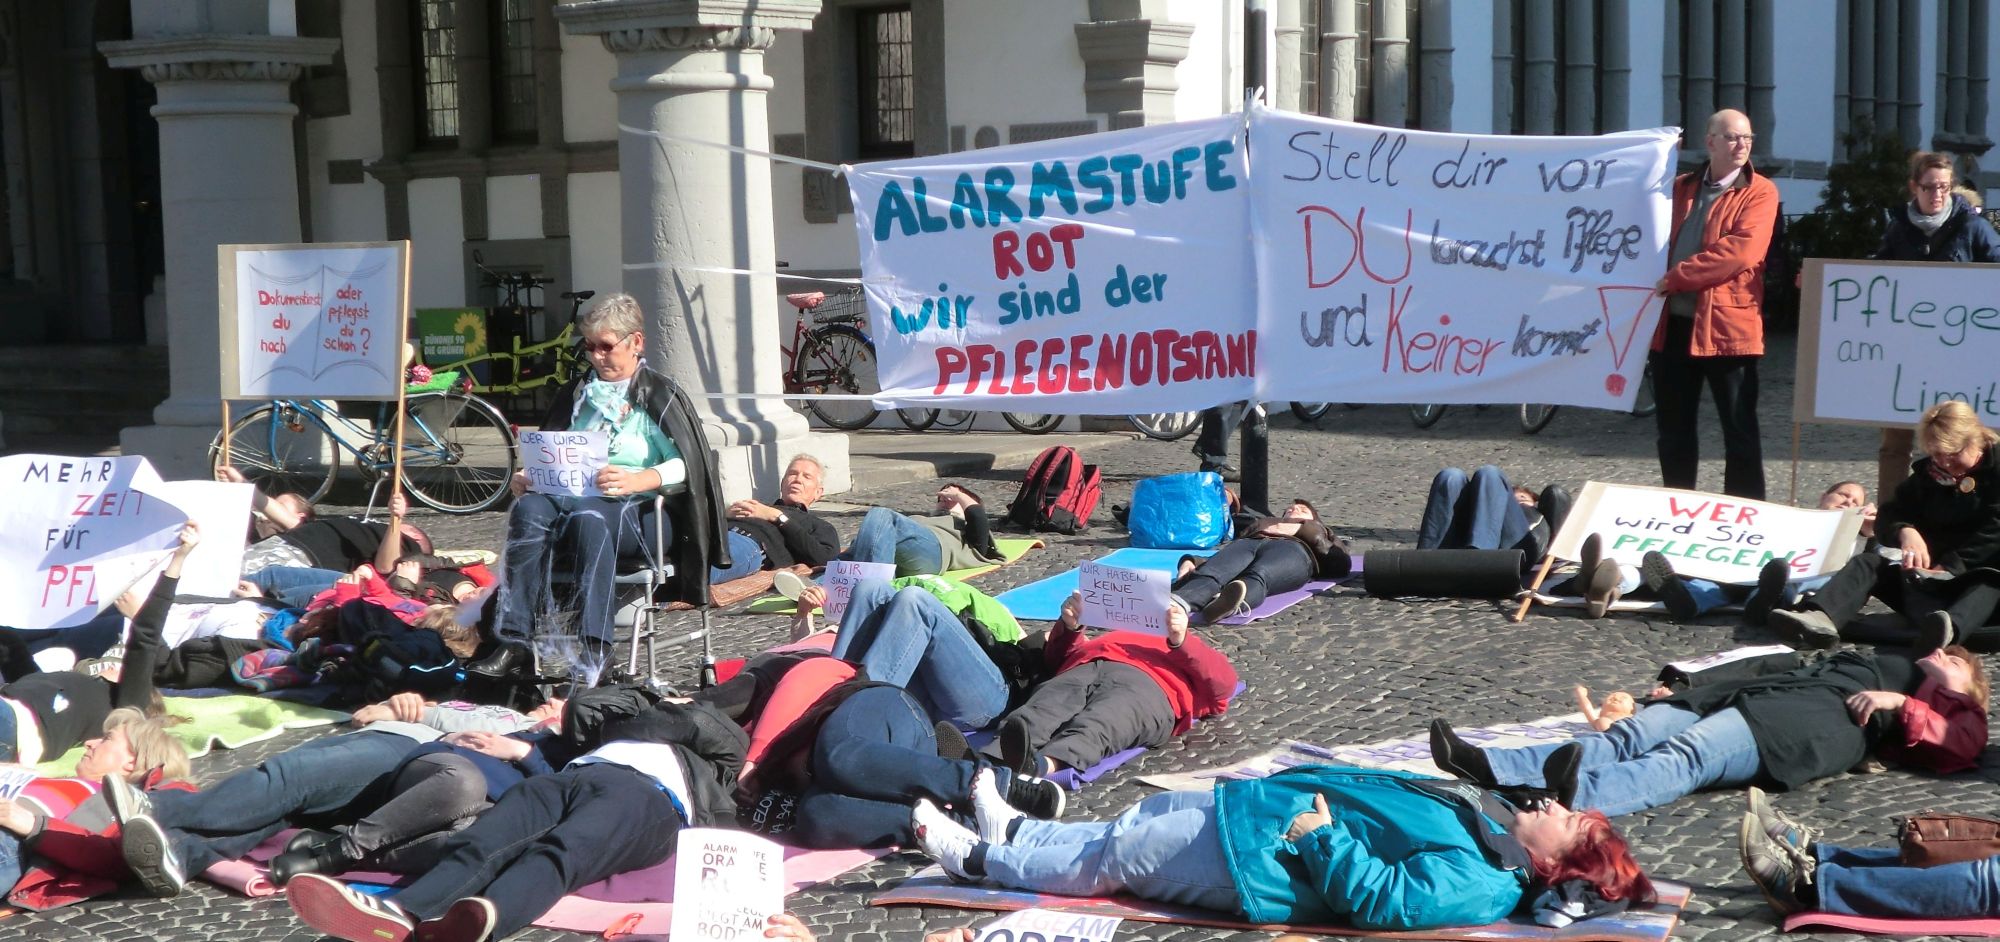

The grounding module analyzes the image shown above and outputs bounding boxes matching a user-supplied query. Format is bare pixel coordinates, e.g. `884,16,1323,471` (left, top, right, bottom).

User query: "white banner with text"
1795,258,2000,426
1548,481,1864,584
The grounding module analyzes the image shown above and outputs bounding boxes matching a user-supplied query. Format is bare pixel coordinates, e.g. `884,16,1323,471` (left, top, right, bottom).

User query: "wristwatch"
776,512,790,526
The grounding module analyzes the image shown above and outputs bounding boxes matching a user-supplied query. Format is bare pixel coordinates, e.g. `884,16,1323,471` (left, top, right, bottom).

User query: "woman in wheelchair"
479,292,729,680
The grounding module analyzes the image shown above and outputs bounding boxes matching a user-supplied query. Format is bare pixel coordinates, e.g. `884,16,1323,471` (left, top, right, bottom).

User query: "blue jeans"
1481,704,1762,816
983,789,1240,912
151,729,422,873
1678,574,1831,618
709,529,767,583
844,507,944,576
1417,466,1533,552
497,493,664,644
831,580,1007,728
7,611,126,661
250,565,346,609
1816,843,2000,917
790,686,988,849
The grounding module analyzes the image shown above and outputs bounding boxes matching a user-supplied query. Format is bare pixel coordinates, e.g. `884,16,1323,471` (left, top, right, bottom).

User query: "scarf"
1908,200,1953,236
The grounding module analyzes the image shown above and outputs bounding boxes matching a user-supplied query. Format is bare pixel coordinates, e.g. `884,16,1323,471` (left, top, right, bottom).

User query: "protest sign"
1077,561,1171,635
1547,482,1864,584
847,115,1257,414
822,560,896,621
669,828,784,942
519,430,608,497
0,766,36,801
1795,258,2000,426
128,478,254,599
973,909,1122,942
0,455,189,630
220,241,409,400
1252,106,1678,409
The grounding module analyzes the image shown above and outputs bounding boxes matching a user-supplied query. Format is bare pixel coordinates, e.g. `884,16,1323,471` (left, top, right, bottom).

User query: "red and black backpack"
1006,445,1102,534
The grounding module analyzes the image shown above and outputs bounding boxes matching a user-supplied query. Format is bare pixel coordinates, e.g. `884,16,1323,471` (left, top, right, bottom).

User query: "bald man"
1650,109,1780,500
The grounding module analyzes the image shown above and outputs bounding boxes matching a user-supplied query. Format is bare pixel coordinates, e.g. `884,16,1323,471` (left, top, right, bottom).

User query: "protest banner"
973,909,1123,942
519,430,608,497
0,455,190,630
128,478,254,599
219,241,410,400
1252,105,1678,409
0,766,36,801
847,115,1257,414
1794,258,2000,426
822,560,896,621
1077,561,1171,635
1546,482,1864,585
669,828,784,942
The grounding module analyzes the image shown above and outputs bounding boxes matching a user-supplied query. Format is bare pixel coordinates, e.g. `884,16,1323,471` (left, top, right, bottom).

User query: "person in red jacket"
1651,108,1780,501
981,592,1238,778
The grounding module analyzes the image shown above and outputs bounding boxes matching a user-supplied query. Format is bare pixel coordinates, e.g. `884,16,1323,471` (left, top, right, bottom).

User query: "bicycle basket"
406,369,461,394
813,289,868,325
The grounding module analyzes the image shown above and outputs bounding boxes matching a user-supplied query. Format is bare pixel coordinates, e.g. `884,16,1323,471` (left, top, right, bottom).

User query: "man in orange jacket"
1651,108,1780,500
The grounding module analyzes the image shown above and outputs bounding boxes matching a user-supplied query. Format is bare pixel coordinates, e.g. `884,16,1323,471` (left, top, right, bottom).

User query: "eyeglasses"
1917,182,1955,193
583,332,637,356
1714,133,1755,146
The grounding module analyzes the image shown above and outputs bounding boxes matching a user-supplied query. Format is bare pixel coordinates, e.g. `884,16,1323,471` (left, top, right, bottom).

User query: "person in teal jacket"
911,765,1653,932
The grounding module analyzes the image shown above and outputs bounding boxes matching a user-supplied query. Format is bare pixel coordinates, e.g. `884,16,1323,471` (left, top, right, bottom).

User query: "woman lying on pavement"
1430,644,1988,817
1169,499,1351,622
909,763,1653,932
799,577,1016,730
1738,785,2000,919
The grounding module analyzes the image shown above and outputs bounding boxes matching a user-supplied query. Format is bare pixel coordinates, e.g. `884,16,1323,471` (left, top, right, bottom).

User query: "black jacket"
1874,195,2000,263
543,366,730,604
728,500,840,569
551,693,750,828
1661,650,1921,790
1876,450,2000,574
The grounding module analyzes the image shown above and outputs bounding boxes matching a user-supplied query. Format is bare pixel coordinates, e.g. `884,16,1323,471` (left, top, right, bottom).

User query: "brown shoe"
1582,560,1622,619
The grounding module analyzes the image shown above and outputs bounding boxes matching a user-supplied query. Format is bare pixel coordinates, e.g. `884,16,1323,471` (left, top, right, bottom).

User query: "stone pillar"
1273,0,1304,112
1416,0,1452,131
1968,0,1990,144
1371,0,1409,126
1074,1,1194,131
1682,0,1716,148
1522,0,1556,135
1490,0,1515,132
1871,0,1898,135
1601,0,1632,132
556,0,848,503
99,34,337,478
1562,0,1596,133
1324,0,1358,120
1747,0,1775,158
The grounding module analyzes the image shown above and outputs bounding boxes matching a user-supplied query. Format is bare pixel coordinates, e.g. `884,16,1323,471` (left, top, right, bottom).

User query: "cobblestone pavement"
11,336,1987,942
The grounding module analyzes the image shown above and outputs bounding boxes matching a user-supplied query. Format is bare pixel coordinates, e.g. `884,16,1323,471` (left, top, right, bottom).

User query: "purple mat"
963,682,1247,790
1206,579,1341,625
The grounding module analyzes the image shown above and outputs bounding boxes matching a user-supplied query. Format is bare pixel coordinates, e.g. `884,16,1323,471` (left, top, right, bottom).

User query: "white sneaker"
286,872,416,942
118,812,185,898
970,768,1024,845
772,569,808,601
101,773,152,826
911,799,980,882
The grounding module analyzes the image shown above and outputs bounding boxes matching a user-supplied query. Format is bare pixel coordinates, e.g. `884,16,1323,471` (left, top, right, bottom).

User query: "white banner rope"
617,123,848,175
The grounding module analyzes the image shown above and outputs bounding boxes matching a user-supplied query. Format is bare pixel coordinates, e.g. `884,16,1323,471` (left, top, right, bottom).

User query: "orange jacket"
1651,163,1781,357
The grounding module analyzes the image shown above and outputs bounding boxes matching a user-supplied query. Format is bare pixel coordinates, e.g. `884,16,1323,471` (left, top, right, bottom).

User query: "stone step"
0,344,168,392
0,387,165,418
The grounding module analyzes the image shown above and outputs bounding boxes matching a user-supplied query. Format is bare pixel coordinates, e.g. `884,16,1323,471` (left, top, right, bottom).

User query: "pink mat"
1785,911,2000,935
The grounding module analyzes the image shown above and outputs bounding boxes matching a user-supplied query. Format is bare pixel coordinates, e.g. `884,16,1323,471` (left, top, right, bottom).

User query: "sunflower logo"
454,310,488,358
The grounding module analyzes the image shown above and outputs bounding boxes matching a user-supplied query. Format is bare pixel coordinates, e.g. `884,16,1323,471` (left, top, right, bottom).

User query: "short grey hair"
787,453,825,477
579,292,645,337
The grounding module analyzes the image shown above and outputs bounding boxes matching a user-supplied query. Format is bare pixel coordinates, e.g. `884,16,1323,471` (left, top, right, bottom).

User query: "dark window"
856,6,915,159
414,0,459,146
1299,0,1322,114
492,0,539,143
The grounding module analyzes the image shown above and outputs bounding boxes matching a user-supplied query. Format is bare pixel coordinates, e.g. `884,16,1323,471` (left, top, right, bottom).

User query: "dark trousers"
1193,407,1231,468
1172,538,1315,610
1804,552,2000,638
391,763,682,938
497,494,664,644
790,686,985,849
980,661,1175,772
1651,317,1766,499
339,752,492,872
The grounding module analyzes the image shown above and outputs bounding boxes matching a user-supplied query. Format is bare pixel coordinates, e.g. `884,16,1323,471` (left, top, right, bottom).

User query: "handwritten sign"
0,766,35,801
1795,258,2000,426
0,456,186,630
1548,481,1864,584
669,828,784,942
520,430,608,497
220,241,409,400
974,910,1122,942
848,115,1257,413
823,560,895,621
1077,561,1171,635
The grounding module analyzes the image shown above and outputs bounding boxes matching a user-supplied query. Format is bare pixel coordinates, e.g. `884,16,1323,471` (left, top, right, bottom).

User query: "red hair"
1535,810,1656,904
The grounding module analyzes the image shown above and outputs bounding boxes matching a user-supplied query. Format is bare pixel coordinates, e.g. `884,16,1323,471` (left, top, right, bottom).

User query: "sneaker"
996,715,1042,777
911,799,981,881
287,872,417,942
1917,610,1956,654
1004,771,1066,820
1741,558,1790,626
419,896,499,942
1641,552,1698,622
118,811,185,898
1200,580,1249,623
1769,608,1840,650
970,768,1025,844
101,773,152,827
1739,812,1814,916
932,721,972,761
1746,786,1820,854
772,569,808,601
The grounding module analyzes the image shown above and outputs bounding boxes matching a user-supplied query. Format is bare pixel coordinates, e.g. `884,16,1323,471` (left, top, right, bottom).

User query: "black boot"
268,832,359,885
466,641,533,680
1542,742,1583,809
997,715,1043,777
1429,719,1498,787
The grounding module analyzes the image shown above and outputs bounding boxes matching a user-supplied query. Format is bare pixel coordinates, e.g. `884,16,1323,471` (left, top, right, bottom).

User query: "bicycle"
780,288,888,431
211,371,518,514
422,257,593,418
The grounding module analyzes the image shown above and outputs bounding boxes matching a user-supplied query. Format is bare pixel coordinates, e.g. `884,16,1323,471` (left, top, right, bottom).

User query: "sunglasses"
583,332,637,356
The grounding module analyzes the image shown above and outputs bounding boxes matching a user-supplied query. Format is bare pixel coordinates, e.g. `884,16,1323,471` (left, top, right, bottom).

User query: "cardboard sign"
1795,258,2000,426
1077,561,1171,635
974,909,1122,942
129,479,253,600
668,828,785,942
519,430,609,497
823,560,896,621
220,241,410,400
1547,481,1865,584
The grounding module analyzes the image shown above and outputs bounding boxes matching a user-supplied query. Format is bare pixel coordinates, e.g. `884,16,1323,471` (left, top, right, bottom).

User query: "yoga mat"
744,539,1045,615
533,846,888,934
1137,713,1596,792
962,682,1246,791
1207,579,1340,626
1784,911,2000,936
35,695,349,776
995,548,1215,621
875,866,1693,942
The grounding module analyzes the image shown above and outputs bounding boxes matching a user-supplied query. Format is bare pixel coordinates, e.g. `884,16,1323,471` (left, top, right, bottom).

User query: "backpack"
1007,445,1102,534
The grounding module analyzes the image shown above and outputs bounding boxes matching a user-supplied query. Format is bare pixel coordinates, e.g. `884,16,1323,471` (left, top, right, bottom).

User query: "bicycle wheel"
214,404,338,504
1629,365,1658,417
398,391,517,513
1409,403,1446,428
1519,403,1560,434
897,407,940,431
1127,411,1202,441
1003,412,1063,434
933,409,976,430
1290,402,1333,422
799,325,881,431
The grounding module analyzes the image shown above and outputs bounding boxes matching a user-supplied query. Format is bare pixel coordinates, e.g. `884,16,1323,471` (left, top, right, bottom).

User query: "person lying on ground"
1430,643,1988,818
1770,401,2000,650
1171,498,1351,622
829,483,1004,578
1417,466,1570,565
238,491,431,609
711,453,841,583
781,578,1015,730
215,464,314,540
1737,784,2000,919
908,763,1653,932
976,591,1236,781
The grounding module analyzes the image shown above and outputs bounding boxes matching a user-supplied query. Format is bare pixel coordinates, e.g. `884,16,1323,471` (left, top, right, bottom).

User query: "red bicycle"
780,288,885,430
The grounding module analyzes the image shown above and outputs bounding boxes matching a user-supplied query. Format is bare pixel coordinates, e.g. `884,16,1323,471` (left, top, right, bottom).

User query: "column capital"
98,35,339,85
599,25,778,54
556,0,823,37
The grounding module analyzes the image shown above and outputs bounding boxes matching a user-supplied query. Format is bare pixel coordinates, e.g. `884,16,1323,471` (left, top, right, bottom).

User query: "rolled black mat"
1363,549,1524,599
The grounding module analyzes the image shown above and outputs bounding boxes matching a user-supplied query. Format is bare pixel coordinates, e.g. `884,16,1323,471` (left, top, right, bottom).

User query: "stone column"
1522,0,1556,134
1490,0,1515,132
556,0,849,502
1416,0,1452,131
1370,0,1410,126
1074,1,1195,131
1273,0,1304,112
1601,0,1632,131
1562,0,1596,133
99,34,337,478
1324,0,1358,121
